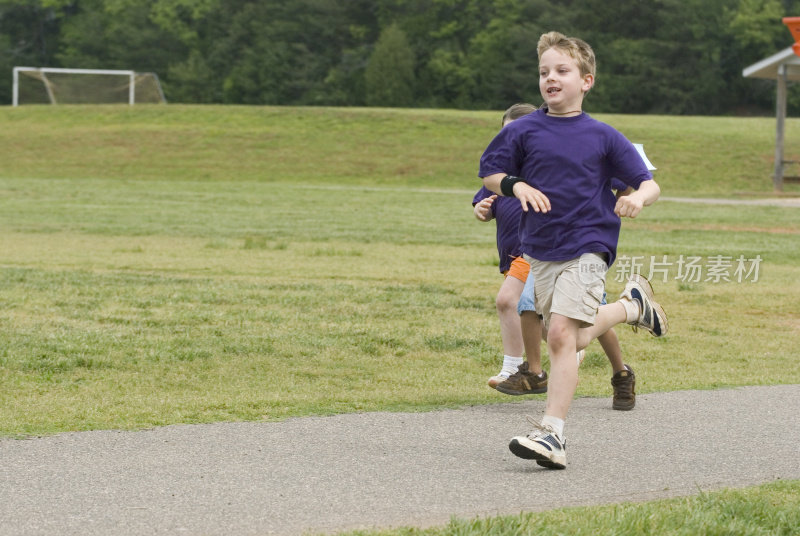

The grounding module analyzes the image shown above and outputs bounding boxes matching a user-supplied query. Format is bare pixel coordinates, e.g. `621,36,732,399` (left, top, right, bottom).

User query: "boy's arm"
614,179,660,218
616,186,635,199
473,195,496,222
482,173,551,213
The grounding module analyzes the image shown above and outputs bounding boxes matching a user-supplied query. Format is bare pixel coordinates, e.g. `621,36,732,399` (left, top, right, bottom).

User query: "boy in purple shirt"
474,104,638,412
473,103,548,393
479,31,668,469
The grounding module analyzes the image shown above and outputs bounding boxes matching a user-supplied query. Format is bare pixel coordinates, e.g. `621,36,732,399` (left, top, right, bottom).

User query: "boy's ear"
582,73,595,93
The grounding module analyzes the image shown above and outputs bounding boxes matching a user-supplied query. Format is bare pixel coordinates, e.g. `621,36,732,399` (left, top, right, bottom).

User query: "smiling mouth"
547,87,560,95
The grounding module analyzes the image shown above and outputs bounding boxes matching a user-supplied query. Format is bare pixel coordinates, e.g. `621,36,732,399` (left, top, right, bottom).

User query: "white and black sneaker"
620,274,668,337
509,418,566,469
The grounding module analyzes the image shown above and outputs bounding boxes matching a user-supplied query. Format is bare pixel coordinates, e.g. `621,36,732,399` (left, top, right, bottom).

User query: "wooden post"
774,63,787,191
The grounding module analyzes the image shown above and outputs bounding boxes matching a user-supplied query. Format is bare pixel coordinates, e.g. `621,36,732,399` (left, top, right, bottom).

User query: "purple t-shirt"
473,186,523,273
479,110,652,266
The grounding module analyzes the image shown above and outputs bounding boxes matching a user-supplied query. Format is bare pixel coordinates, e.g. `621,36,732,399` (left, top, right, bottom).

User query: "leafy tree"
56,0,186,75
0,0,69,103
467,19,549,110
181,0,374,105
728,0,796,114
3,0,800,113
365,24,415,106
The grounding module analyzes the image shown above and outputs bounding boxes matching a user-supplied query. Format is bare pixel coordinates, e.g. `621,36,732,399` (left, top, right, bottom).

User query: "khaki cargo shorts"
523,252,608,331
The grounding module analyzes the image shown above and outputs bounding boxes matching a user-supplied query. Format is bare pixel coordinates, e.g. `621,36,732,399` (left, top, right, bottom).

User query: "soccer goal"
12,67,166,106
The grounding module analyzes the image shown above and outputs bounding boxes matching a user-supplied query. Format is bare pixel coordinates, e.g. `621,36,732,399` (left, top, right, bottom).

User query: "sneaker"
495,362,547,395
488,374,507,388
488,368,517,388
620,274,668,337
611,365,636,410
509,418,566,469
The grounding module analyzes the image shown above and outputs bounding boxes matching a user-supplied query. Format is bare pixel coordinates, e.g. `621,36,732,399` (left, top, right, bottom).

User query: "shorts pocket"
581,280,605,318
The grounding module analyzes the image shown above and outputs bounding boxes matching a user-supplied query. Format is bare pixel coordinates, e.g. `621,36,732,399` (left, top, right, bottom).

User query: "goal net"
12,67,166,105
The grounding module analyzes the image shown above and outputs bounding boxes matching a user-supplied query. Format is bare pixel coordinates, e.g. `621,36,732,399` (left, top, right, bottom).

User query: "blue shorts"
517,273,607,315
517,270,537,314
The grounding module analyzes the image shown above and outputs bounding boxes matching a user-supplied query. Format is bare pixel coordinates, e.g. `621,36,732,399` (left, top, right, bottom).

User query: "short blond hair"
501,103,537,126
537,31,596,78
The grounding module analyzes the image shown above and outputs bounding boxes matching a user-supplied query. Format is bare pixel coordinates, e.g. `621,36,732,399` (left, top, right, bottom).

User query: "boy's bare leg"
488,276,526,388
508,313,581,468
604,326,636,410
520,311,543,374
597,327,624,373
576,302,627,351
543,313,581,420
496,276,525,357
494,309,547,395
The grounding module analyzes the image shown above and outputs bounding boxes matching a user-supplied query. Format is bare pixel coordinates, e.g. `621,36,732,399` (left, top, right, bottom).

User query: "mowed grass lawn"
0,105,799,437
1,105,799,535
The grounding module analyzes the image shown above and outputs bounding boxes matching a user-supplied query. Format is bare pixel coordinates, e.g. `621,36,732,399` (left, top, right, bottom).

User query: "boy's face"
538,47,593,113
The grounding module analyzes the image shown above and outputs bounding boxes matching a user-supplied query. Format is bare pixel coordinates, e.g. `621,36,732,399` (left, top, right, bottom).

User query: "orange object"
504,256,530,283
782,17,800,56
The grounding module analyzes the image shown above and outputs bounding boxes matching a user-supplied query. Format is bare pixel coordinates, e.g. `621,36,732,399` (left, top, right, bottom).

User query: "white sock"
541,415,565,439
620,297,641,324
500,355,523,377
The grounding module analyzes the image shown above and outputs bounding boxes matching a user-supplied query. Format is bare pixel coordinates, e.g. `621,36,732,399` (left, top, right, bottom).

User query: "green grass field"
1,105,798,533
334,479,800,536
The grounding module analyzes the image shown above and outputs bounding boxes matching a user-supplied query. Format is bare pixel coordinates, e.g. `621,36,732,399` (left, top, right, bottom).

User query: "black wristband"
500,175,524,197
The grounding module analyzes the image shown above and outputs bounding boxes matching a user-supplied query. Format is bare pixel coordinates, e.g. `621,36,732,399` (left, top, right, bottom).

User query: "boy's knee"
547,319,576,352
496,293,517,313
548,329,569,350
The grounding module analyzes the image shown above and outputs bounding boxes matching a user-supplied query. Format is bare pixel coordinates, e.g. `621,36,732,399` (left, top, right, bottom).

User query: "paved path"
1,384,799,536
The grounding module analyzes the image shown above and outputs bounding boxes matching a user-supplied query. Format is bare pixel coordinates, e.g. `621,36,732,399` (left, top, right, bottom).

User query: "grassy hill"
2,104,799,196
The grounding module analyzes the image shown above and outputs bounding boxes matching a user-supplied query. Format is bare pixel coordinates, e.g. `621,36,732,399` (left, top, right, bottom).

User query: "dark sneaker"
488,368,517,388
495,362,547,395
509,418,566,469
620,274,668,337
611,365,636,411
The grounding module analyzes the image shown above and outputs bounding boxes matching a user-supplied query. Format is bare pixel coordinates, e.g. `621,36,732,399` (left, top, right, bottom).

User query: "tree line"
2,0,800,114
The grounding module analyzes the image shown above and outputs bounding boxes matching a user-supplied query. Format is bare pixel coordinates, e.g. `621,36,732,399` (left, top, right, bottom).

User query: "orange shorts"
503,256,530,283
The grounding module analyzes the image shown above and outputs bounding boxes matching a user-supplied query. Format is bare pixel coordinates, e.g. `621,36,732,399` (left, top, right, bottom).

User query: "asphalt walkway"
1,384,799,536
660,196,800,207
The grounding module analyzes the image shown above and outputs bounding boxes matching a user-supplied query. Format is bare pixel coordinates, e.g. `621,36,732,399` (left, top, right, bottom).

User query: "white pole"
12,67,19,106
129,72,135,105
774,63,787,191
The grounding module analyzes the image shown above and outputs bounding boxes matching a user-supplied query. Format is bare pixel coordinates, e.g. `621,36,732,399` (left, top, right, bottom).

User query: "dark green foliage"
4,0,800,113
366,24,415,107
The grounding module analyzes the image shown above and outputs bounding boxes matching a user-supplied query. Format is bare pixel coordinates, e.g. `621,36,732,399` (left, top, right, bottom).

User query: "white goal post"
12,67,166,106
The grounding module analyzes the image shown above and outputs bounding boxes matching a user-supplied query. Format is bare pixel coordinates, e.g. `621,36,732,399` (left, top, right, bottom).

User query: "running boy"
479,31,668,469
477,105,639,410
473,103,547,393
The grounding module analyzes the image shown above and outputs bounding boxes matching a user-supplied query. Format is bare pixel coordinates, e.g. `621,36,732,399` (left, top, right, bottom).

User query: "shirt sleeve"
479,125,521,178
610,178,629,192
608,131,652,189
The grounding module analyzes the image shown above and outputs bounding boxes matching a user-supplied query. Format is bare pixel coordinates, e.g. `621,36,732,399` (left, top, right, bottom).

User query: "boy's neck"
546,108,583,117
546,94,585,117
542,105,583,117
